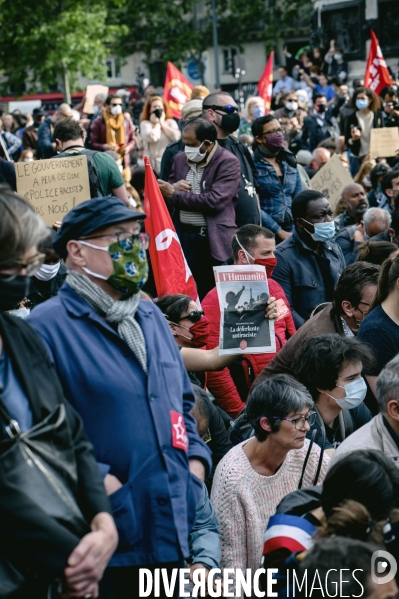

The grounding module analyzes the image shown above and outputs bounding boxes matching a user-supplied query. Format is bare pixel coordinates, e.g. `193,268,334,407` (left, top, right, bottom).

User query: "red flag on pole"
364,30,392,94
258,52,274,114
143,156,199,301
163,62,194,120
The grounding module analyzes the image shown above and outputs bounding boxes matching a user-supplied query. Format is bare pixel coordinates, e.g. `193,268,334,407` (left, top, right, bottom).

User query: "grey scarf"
67,270,147,374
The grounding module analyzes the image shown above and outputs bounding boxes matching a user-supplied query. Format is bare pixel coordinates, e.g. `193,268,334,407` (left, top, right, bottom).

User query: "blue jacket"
189,485,221,570
28,284,211,566
37,117,56,159
254,150,302,234
272,230,345,328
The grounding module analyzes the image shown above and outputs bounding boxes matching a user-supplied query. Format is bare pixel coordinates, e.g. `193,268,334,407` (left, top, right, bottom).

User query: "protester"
334,183,368,234
158,118,241,298
305,147,331,179
296,88,310,110
89,94,137,179
0,188,117,598
272,190,345,327
191,85,211,101
335,207,391,266
368,162,392,207
202,91,260,227
22,107,46,154
37,103,73,159
252,115,302,240
202,224,295,417
28,196,211,597
353,159,376,193
273,92,308,127
356,240,399,265
379,170,399,214
313,74,336,102
17,149,34,163
85,92,107,148
238,96,265,136
381,85,399,128
0,118,22,161
272,66,296,100
324,41,348,82
1,112,13,132
53,118,129,204
27,227,67,308
139,95,180,173
211,375,328,586
373,209,399,245
0,155,16,190
345,87,383,176
293,334,373,450
300,94,339,151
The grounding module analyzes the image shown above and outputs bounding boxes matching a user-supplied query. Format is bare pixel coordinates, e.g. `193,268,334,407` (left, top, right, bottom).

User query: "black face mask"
220,112,240,134
152,108,163,119
0,274,30,311
316,104,327,114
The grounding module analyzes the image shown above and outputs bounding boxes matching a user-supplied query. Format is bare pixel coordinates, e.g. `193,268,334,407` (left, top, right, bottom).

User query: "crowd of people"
1,45,399,599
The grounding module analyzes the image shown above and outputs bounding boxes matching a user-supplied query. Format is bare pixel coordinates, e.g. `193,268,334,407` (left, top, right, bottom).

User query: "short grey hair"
94,93,107,103
376,355,399,414
247,374,314,441
363,207,391,231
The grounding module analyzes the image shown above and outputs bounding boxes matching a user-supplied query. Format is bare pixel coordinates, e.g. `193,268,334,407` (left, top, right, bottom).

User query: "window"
105,58,121,79
223,48,237,74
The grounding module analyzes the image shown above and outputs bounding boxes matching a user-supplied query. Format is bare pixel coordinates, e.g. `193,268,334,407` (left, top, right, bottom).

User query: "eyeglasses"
204,105,238,114
203,429,212,444
179,310,204,323
270,411,316,430
110,102,122,107
82,231,150,250
262,128,283,136
1,252,46,280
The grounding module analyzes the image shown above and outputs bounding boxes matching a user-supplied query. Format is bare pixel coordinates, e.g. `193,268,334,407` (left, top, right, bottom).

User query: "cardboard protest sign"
83,84,109,114
310,153,353,208
370,128,399,159
16,155,91,226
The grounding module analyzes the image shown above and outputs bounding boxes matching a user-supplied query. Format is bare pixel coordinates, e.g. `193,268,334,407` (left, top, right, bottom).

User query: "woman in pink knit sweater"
211,374,329,588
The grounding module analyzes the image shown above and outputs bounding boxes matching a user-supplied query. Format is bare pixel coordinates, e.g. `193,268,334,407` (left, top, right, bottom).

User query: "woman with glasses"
211,374,328,584
0,188,117,598
294,334,374,453
252,115,302,243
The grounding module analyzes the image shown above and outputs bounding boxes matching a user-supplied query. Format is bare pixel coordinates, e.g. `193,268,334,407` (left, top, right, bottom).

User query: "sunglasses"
204,105,238,114
179,310,204,323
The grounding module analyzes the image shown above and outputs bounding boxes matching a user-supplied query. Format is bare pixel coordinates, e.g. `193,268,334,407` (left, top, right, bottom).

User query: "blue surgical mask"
253,106,265,119
93,105,100,115
325,377,367,411
356,98,369,111
302,219,336,242
334,54,342,61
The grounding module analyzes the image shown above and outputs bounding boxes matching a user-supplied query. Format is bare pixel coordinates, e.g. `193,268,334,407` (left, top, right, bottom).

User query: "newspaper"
214,265,276,356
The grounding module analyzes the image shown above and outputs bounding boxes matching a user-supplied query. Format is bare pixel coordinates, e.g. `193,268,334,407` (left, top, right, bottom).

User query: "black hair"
251,114,276,139
246,374,313,442
291,189,325,222
369,162,391,189
38,227,57,252
332,261,379,315
183,118,217,143
105,94,120,106
155,294,192,323
380,85,397,99
369,254,399,311
191,385,211,429
313,93,327,102
316,137,337,151
293,334,374,400
277,65,288,71
232,224,274,262
330,76,342,87
53,118,83,142
130,167,145,192
381,170,399,195
356,241,398,266
392,210,399,236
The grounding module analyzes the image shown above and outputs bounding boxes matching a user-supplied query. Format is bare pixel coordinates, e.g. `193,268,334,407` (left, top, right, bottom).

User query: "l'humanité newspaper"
213,265,276,356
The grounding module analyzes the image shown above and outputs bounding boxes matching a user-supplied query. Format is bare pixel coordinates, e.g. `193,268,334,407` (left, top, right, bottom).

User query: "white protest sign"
310,153,353,208
83,84,109,114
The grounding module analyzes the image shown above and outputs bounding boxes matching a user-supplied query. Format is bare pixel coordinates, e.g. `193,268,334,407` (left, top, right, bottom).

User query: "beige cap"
181,99,203,121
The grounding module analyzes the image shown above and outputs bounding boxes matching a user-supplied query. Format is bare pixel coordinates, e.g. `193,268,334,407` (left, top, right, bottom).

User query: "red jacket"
202,280,296,417
89,114,136,167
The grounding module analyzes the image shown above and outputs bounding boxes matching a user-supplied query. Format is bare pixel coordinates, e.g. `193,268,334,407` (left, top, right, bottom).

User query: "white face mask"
110,104,122,116
35,262,61,281
24,157,34,162
8,307,30,319
325,377,367,411
286,101,298,112
78,240,109,280
184,141,208,163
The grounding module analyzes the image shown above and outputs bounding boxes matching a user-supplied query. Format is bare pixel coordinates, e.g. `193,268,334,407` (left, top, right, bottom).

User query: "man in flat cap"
29,197,211,597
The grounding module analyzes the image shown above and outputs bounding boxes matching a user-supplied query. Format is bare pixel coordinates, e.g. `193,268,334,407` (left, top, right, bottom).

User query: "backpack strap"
338,409,354,441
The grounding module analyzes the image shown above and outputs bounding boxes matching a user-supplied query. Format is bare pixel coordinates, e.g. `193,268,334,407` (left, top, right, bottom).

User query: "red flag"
164,62,193,120
143,157,199,301
258,52,274,114
364,30,392,94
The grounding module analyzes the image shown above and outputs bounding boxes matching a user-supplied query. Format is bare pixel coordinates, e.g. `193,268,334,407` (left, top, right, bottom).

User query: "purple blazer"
169,144,241,261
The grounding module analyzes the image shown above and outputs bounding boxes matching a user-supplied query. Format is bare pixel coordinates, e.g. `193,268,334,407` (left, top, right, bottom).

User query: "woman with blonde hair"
139,95,180,173
354,159,376,192
238,96,265,136
191,85,210,100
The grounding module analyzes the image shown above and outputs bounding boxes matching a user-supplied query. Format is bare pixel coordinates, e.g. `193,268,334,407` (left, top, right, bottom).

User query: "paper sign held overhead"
83,84,109,114
310,153,353,209
16,155,91,226
369,128,399,159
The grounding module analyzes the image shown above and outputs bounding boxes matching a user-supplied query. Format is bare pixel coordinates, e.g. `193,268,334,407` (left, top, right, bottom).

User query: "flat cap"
182,99,203,121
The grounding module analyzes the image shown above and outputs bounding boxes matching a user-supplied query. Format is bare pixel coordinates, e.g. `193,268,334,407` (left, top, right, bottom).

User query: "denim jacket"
254,150,302,234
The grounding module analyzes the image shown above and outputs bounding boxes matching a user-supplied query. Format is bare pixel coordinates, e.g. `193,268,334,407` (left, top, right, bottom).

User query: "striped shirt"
180,142,218,227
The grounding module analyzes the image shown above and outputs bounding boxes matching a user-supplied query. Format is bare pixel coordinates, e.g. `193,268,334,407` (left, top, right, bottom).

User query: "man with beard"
334,183,368,234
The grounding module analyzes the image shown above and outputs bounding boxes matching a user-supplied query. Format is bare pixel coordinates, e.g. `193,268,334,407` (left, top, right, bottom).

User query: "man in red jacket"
202,224,296,417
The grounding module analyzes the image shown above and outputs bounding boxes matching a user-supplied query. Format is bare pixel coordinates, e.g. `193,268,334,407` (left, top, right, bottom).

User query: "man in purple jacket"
158,119,241,298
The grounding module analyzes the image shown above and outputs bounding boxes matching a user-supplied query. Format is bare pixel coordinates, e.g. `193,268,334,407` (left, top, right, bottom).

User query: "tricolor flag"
262,513,316,557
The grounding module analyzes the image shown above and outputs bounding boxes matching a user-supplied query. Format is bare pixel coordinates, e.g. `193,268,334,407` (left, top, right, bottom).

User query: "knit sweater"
211,440,329,588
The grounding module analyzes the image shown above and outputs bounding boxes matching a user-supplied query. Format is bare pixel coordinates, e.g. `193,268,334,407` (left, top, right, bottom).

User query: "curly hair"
139,96,172,122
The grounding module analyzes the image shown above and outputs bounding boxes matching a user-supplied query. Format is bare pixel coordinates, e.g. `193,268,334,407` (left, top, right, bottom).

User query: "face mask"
265,132,285,153
325,377,367,411
220,112,240,134
356,99,369,111
171,316,210,348
185,141,207,163
24,158,34,162
303,219,336,242
316,104,326,113
235,235,276,277
152,108,163,119
0,274,31,311
8,307,30,319
93,105,100,115
137,158,145,167
362,176,371,188
34,262,61,281
253,106,265,118
286,101,298,112
110,105,122,116
79,237,148,295
334,54,342,61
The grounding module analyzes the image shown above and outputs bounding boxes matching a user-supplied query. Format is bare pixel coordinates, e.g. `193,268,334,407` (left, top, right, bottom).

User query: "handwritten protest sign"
310,153,353,208
83,84,109,114
370,127,399,159
16,155,91,226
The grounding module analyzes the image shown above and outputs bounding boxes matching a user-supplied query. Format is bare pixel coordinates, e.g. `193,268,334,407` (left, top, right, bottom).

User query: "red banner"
364,30,392,95
143,156,199,302
163,62,193,120
258,52,274,114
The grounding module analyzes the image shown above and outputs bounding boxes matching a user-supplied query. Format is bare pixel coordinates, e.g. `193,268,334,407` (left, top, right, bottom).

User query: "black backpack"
53,147,103,198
